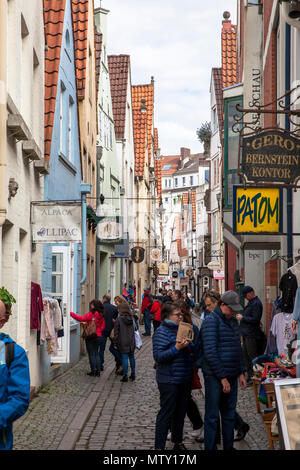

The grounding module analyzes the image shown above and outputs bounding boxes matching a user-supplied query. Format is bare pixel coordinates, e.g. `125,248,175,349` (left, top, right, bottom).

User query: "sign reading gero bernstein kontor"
233,186,283,235
241,130,300,184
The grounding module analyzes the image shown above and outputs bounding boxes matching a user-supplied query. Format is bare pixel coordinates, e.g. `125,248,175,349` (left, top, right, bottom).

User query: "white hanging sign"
31,203,82,243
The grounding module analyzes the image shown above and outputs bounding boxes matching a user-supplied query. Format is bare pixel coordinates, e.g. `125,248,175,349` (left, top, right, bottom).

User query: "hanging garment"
30,282,43,330
264,303,281,355
279,271,298,313
270,312,294,356
41,298,58,355
293,287,300,378
289,260,300,285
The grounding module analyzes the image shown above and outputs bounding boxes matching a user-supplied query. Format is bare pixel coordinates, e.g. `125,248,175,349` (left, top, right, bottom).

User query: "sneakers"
167,432,171,441
120,375,128,382
234,423,250,442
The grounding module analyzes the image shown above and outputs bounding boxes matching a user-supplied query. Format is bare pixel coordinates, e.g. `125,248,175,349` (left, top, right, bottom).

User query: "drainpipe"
80,183,91,284
285,23,293,267
0,1,7,285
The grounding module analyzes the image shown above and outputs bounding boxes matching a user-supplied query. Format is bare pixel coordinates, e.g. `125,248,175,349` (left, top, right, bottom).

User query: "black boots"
120,375,128,382
129,374,135,381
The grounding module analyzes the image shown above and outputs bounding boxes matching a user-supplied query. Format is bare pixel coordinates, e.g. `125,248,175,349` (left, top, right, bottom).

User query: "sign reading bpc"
233,187,283,235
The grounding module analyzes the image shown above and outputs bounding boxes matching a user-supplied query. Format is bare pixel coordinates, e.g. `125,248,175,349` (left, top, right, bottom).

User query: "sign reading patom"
241,130,300,185
31,203,82,243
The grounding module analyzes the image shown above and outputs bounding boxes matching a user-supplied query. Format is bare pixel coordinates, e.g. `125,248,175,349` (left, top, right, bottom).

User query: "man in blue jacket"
201,291,247,450
236,286,263,386
0,300,30,450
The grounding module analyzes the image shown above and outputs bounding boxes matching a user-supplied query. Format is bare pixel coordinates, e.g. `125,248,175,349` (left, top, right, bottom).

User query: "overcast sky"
100,0,237,156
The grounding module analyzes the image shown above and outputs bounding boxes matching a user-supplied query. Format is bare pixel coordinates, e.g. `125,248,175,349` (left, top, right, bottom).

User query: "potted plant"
0,286,16,316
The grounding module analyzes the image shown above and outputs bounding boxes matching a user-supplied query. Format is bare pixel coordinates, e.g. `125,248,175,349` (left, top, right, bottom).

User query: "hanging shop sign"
97,216,122,243
150,248,162,262
241,130,300,185
213,269,225,280
31,203,82,243
157,262,169,275
233,186,283,235
131,246,145,264
179,270,185,279
172,271,178,278
185,268,194,279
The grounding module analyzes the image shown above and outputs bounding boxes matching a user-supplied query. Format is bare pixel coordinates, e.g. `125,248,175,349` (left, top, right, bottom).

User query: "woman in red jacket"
70,300,105,377
151,297,162,331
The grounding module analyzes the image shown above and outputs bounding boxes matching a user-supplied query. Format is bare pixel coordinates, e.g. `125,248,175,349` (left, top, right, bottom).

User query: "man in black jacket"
236,286,263,386
99,294,121,373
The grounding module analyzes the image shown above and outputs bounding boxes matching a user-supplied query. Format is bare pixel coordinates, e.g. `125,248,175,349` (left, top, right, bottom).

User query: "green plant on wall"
0,287,16,306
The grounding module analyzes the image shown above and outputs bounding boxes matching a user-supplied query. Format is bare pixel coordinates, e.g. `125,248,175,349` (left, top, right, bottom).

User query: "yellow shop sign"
233,186,283,234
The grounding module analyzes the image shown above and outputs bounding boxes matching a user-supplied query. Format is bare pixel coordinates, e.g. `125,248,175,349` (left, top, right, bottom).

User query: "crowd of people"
0,278,263,451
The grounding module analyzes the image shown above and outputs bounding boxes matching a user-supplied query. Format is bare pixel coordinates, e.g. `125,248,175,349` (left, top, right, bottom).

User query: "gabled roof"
222,18,237,88
44,0,66,163
132,82,154,176
108,55,130,140
212,67,224,133
71,0,89,100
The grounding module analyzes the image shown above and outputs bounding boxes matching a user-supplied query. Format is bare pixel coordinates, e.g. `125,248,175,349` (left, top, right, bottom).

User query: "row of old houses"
203,0,300,337
0,1,162,391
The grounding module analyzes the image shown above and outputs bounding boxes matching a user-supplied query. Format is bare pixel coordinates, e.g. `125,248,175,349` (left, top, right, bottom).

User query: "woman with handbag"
152,302,194,451
175,300,204,442
70,300,105,377
113,302,136,383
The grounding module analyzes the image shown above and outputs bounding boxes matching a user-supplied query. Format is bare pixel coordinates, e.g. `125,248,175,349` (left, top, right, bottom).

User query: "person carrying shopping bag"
70,300,105,377
114,302,136,383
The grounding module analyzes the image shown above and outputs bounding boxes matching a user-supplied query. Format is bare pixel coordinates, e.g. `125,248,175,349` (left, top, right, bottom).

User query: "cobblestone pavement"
14,318,275,451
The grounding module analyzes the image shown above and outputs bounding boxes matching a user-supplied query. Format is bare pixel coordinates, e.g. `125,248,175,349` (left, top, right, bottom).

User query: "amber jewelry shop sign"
31,203,82,243
241,130,300,184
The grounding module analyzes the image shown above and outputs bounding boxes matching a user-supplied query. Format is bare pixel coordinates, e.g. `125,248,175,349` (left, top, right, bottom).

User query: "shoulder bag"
81,313,98,340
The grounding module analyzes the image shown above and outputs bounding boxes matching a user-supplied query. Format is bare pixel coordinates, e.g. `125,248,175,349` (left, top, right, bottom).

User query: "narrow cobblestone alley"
13,318,273,452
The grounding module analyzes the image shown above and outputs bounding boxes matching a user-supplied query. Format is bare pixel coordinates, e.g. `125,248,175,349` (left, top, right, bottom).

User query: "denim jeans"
203,374,238,450
109,337,122,368
121,352,135,376
144,309,151,335
155,382,190,450
85,336,102,373
99,336,107,369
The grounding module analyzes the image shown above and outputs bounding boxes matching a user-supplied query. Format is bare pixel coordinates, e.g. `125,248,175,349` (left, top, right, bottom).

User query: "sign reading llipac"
241,130,300,184
233,186,283,235
32,203,82,243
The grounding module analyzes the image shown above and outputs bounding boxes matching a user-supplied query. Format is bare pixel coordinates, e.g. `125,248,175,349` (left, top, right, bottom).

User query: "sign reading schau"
32,203,82,243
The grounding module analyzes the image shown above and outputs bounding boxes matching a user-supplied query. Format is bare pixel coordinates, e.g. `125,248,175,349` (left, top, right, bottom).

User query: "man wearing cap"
200,290,247,450
236,286,263,386
141,287,153,336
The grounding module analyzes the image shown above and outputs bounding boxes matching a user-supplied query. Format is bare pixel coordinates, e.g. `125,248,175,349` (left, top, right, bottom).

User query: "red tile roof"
44,0,66,163
71,0,89,100
212,67,224,133
132,82,154,176
222,19,237,88
108,55,130,140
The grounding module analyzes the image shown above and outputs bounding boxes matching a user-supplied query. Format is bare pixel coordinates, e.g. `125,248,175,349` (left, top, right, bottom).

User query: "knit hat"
242,286,254,297
220,291,243,312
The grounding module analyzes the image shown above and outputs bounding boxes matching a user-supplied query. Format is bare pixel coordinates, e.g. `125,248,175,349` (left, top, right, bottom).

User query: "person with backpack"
141,287,153,336
0,299,30,450
113,302,136,383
